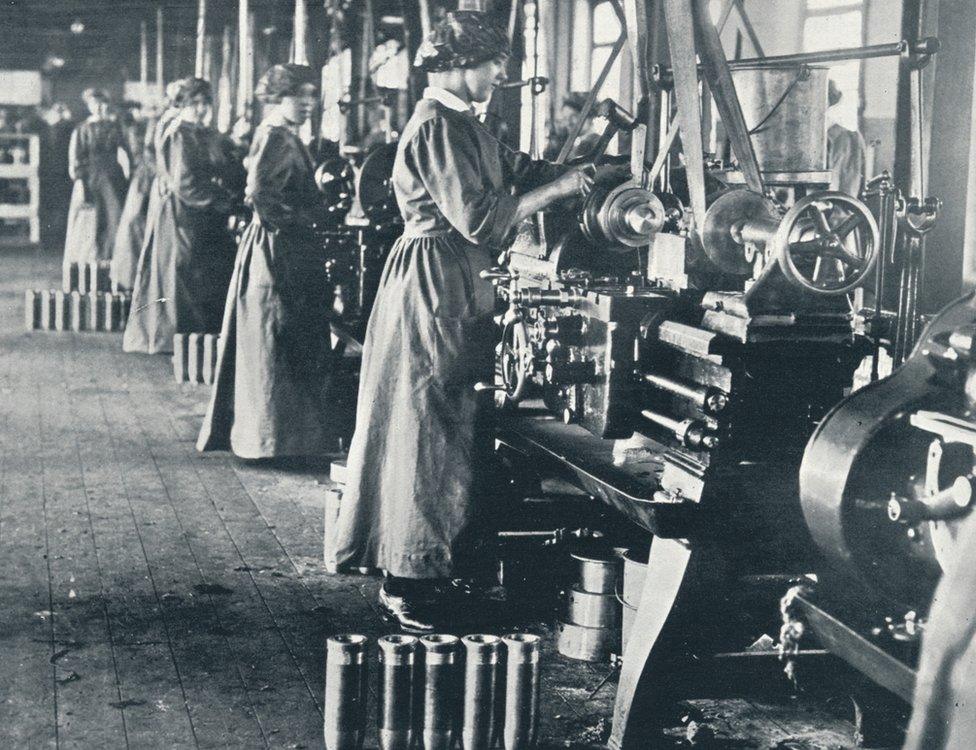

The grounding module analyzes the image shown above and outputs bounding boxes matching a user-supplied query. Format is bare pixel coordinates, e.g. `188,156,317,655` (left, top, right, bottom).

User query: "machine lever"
886,476,975,524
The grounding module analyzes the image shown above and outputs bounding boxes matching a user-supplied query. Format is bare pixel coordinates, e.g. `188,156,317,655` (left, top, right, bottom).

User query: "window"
590,1,622,98
803,0,864,130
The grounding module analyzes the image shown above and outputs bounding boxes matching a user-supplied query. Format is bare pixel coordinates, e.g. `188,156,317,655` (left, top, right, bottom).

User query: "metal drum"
566,585,620,629
556,620,620,662
732,64,828,172
571,549,622,594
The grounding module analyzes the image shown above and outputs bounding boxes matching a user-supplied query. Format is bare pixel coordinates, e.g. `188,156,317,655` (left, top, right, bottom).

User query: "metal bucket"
621,547,648,653
732,64,828,172
571,549,622,594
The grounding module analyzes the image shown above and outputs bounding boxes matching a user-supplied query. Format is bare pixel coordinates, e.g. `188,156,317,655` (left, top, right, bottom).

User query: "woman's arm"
412,115,591,246
170,127,231,210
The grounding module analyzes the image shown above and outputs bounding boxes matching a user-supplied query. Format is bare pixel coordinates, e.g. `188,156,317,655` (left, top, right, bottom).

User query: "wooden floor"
0,247,864,749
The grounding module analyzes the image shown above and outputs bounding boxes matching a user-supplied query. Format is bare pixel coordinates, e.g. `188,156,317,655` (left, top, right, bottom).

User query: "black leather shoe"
377,583,438,634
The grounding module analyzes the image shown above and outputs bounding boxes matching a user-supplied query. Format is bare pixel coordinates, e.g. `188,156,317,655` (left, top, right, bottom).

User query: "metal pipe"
461,635,501,750
378,635,417,750
420,634,461,750
864,173,897,380
653,37,940,83
642,373,728,414
293,0,309,65
237,0,253,119
324,634,368,750
502,634,541,750
156,7,164,96
195,0,207,78
140,21,148,103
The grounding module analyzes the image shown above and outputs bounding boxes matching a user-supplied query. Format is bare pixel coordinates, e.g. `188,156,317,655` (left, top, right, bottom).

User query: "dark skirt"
123,191,234,354
197,220,337,458
331,232,497,578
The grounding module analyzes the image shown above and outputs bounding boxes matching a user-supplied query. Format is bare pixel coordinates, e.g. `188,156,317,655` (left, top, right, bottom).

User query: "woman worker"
197,64,339,459
331,11,594,632
63,88,129,269
123,78,238,354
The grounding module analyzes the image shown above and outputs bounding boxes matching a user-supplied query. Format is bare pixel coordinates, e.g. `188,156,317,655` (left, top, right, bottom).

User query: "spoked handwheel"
498,318,532,402
773,191,880,295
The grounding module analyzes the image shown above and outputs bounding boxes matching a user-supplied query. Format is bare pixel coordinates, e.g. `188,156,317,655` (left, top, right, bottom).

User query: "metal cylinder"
24,290,39,331
556,620,619,662
378,635,417,750
502,633,541,750
732,64,828,172
324,634,368,750
566,585,620,629
420,634,461,750
461,634,501,750
571,551,621,594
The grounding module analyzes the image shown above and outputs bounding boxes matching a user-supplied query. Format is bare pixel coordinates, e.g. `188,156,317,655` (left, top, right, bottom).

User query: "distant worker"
826,79,866,197
123,78,239,354
63,88,129,268
544,91,600,161
198,64,342,460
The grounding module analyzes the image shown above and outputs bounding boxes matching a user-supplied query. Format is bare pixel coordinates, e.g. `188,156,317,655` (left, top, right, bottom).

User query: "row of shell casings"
324,632,541,750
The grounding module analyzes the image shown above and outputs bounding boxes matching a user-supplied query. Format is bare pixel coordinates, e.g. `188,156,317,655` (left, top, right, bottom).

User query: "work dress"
332,95,563,579
110,118,158,290
63,117,128,266
196,112,336,459
123,119,237,354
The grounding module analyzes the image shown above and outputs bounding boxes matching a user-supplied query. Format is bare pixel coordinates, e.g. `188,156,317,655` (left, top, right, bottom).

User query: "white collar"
422,86,473,114
261,108,300,134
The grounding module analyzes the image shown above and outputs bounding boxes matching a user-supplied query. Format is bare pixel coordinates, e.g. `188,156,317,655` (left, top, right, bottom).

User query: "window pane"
808,0,861,9
591,45,622,99
592,1,620,45
803,10,863,52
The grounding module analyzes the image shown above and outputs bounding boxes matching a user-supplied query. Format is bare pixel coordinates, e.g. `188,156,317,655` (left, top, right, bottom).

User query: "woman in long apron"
110,109,164,291
197,64,338,459
62,88,128,268
123,78,238,354
331,11,593,632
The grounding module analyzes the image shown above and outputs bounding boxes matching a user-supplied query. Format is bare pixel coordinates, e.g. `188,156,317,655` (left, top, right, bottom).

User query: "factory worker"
110,88,180,291
197,64,341,460
63,87,129,268
331,10,594,632
123,77,239,354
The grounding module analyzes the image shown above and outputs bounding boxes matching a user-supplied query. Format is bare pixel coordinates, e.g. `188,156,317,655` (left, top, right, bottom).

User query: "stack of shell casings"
324,631,542,749
325,634,369,750
556,549,622,662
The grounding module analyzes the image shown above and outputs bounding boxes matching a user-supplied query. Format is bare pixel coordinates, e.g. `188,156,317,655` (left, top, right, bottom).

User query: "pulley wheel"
772,191,880,295
701,189,780,274
356,142,399,223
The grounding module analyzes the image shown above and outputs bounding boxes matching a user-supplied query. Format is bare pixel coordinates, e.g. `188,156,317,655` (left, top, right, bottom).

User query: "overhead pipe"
195,0,207,78
139,20,149,105
156,6,164,97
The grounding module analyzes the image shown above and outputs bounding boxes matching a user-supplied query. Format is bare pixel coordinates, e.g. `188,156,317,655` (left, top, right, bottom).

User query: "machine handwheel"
773,191,880,295
499,319,532,402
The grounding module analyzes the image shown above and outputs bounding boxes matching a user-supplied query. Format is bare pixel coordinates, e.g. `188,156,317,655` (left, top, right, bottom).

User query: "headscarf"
164,80,183,107
172,77,212,107
414,11,510,73
82,87,110,105
255,64,318,104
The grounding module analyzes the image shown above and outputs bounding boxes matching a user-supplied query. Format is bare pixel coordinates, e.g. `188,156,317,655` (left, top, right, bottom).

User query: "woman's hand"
551,165,595,200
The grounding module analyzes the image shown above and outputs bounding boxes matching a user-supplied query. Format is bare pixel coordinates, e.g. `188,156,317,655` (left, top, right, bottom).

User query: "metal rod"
293,0,309,65
156,7,164,96
195,0,207,78
140,21,148,103
237,0,253,118
654,37,939,80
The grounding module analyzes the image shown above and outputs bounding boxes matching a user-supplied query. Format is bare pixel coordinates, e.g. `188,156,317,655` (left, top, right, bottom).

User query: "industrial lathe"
480,1,940,746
